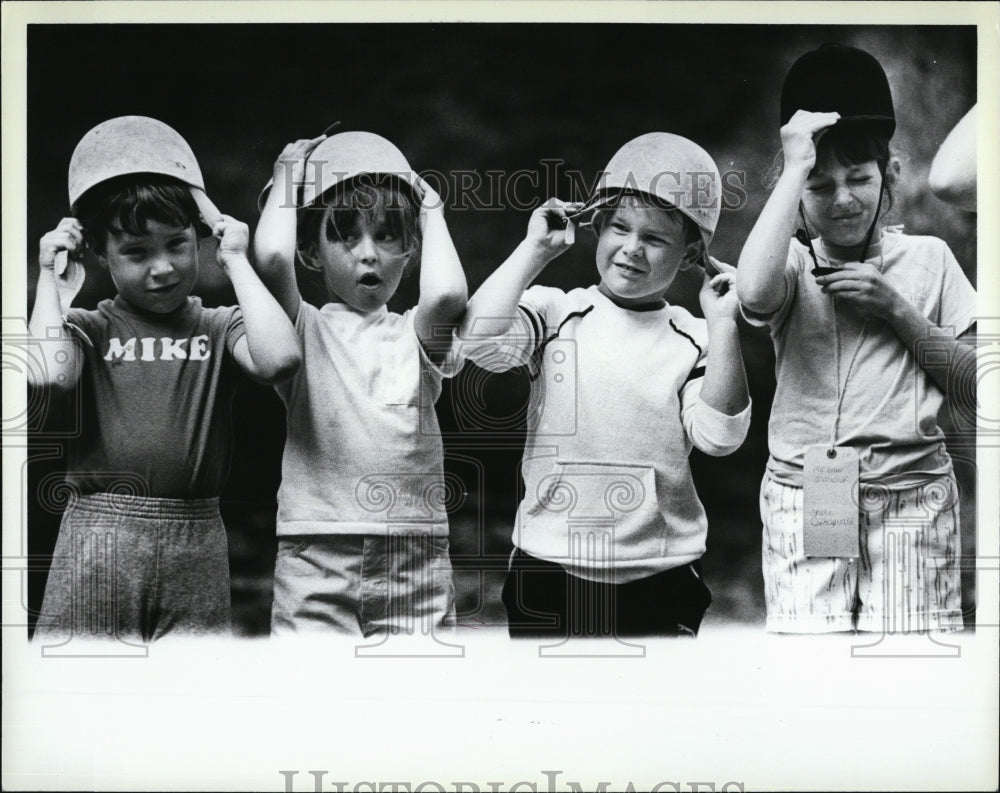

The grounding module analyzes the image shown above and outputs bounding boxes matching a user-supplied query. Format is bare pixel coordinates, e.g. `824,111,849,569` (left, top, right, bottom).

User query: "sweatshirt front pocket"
525,460,661,558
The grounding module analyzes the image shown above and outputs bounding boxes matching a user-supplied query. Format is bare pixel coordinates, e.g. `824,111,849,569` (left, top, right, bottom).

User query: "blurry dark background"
24,24,977,635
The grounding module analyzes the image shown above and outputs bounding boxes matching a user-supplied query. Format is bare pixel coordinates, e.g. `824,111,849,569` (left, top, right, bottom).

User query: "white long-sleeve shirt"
463,285,751,583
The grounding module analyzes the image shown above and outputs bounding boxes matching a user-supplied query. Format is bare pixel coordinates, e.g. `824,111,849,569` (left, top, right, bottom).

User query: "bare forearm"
420,211,467,303
254,189,298,280
737,169,806,314
226,256,301,381
888,295,974,397
28,270,82,389
460,240,550,340
418,210,468,327
699,318,750,415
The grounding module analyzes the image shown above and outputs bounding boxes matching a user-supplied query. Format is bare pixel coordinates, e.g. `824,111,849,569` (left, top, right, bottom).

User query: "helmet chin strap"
858,155,889,263
795,204,822,271
797,153,889,266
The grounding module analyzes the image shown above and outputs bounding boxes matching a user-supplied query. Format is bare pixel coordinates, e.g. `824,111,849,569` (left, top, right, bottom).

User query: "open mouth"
614,262,645,277
358,273,382,289
148,283,179,293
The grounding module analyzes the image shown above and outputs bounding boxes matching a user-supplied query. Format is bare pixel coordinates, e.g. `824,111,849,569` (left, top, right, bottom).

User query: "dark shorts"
502,548,712,638
35,492,232,644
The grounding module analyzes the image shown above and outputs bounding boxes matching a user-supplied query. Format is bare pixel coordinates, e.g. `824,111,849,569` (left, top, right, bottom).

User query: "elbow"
734,275,779,317
257,350,302,384
425,290,468,326
734,269,764,314
28,368,80,394
928,170,976,211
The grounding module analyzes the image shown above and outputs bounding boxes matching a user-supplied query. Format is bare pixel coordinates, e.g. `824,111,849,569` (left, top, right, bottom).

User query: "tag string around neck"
827,246,886,453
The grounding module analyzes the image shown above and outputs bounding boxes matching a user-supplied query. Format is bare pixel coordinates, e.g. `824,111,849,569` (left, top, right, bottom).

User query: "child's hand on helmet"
781,109,841,174
413,175,443,211
525,199,584,262
699,258,740,324
414,175,445,230
39,218,85,273
273,136,327,196
213,215,250,270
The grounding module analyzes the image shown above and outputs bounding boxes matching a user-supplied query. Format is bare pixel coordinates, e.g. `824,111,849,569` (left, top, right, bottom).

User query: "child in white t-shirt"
254,132,467,636
736,44,977,633
460,133,751,638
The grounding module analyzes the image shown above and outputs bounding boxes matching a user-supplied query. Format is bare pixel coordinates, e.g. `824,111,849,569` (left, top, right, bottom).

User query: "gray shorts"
271,532,456,637
34,492,232,643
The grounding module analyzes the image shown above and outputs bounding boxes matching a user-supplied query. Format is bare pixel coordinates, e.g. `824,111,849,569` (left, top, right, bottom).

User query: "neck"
116,294,190,318
597,282,666,311
822,226,884,263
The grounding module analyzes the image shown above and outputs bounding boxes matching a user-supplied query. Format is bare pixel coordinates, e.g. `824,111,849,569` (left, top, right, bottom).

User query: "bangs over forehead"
593,191,697,242
814,124,891,171
74,174,201,252
300,173,421,255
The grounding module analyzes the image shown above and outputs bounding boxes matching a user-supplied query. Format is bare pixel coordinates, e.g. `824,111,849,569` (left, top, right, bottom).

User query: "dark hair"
591,191,702,249
295,173,421,304
766,124,896,214
73,173,204,254
816,124,895,213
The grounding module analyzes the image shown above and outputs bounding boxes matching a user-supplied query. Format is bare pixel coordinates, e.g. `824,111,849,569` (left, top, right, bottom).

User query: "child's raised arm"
458,199,580,343
216,215,301,383
681,259,751,456
698,260,750,420
737,110,840,315
412,177,468,366
253,136,326,320
28,218,86,391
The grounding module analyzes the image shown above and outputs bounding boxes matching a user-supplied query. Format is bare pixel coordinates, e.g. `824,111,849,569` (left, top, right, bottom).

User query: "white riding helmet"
583,132,722,263
68,115,221,225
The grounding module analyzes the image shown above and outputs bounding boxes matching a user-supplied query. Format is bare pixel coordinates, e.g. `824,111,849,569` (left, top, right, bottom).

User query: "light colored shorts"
270,531,456,637
760,474,963,633
35,492,232,642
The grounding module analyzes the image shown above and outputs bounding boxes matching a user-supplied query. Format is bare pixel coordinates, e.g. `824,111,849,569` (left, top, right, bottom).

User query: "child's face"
801,156,884,249
312,210,409,312
101,219,199,313
595,204,692,306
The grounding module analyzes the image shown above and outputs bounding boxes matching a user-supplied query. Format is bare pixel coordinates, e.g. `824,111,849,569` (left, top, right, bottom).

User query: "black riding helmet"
782,44,896,265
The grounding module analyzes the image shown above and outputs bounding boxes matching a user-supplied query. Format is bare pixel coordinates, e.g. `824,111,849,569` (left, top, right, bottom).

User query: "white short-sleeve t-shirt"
274,301,460,536
743,230,976,487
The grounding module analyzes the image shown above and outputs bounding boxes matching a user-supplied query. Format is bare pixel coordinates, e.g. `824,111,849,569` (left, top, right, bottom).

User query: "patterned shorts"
760,474,963,633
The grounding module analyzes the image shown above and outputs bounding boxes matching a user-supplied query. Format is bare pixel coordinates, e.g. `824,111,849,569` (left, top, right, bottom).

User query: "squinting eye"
610,222,628,233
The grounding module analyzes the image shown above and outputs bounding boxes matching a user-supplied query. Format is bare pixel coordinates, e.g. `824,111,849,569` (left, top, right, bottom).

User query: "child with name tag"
736,45,977,633
254,131,467,636
30,116,301,641
459,133,751,638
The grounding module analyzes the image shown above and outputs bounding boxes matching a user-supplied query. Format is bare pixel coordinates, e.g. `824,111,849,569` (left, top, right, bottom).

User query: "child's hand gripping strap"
53,250,86,316
191,186,223,230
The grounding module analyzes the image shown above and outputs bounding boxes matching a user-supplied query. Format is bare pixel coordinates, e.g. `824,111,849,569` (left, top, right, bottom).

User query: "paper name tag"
803,445,859,558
